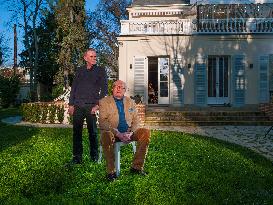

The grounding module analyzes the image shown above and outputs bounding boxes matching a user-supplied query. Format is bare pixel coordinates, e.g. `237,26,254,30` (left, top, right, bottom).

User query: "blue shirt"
114,97,129,133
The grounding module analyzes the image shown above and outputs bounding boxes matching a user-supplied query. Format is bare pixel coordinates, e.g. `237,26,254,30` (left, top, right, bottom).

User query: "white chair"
98,141,136,176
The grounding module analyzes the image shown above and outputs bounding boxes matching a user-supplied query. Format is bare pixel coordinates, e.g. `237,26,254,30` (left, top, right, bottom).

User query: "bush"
108,79,114,95
0,75,20,108
20,102,66,124
56,105,65,123
52,83,64,99
48,105,57,123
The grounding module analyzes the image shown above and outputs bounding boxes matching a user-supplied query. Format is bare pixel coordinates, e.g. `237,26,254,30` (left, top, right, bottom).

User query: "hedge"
20,102,67,124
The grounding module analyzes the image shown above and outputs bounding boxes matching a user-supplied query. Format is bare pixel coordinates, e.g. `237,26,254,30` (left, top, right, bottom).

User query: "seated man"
99,80,150,181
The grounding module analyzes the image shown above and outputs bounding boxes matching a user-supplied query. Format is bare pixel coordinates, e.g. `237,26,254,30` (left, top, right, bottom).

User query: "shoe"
71,157,82,164
65,157,82,167
107,172,117,182
91,157,98,163
130,168,148,176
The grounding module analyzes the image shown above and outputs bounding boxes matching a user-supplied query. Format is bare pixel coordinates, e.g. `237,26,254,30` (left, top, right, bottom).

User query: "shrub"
56,105,65,123
108,79,114,95
52,84,64,99
40,104,48,123
21,103,66,124
48,105,57,123
0,75,20,108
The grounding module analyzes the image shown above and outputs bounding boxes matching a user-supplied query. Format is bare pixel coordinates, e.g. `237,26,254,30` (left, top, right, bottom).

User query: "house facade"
118,0,273,108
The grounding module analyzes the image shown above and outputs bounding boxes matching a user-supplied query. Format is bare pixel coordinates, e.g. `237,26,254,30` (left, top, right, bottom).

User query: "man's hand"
91,105,99,114
116,132,132,144
68,105,74,116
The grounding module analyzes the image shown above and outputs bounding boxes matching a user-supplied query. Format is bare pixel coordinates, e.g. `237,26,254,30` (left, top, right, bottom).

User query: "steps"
144,108,273,126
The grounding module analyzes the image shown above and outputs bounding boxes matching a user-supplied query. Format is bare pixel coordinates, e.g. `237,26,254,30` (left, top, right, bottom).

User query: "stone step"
145,115,270,121
144,110,272,126
144,120,273,126
146,111,267,117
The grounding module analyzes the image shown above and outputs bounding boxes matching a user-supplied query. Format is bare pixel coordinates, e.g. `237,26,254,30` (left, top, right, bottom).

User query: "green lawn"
0,108,273,204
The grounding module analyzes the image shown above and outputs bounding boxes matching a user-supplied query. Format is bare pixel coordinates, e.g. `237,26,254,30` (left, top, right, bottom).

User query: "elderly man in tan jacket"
99,80,150,181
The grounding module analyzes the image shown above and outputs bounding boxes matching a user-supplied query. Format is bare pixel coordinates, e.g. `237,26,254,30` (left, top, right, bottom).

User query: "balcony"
120,19,193,35
120,18,273,35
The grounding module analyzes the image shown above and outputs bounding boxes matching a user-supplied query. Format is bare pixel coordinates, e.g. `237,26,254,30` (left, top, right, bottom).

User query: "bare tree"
6,0,46,101
88,0,132,77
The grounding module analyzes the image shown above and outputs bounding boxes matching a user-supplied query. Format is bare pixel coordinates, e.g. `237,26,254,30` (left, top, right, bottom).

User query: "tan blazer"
99,95,140,135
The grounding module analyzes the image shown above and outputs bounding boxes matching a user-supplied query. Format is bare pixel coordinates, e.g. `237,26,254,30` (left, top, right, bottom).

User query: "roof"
132,0,191,6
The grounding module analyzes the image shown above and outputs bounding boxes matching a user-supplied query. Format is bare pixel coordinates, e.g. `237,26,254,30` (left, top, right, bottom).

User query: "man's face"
84,50,97,66
113,81,126,99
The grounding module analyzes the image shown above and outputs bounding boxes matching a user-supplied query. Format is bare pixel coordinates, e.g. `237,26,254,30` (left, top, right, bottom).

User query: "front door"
207,56,229,105
158,58,170,104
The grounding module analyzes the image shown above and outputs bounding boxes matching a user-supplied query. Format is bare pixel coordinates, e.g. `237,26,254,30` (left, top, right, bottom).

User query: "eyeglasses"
114,85,126,90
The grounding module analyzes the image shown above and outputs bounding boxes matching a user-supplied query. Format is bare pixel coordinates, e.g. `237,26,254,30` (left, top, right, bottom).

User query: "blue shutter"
269,54,273,94
233,55,245,107
134,57,146,97
259,55,269,103
172,61,184,105
194,56,207,106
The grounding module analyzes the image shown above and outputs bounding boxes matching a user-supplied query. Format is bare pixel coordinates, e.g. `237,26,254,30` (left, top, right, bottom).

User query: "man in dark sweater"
68,48,107,164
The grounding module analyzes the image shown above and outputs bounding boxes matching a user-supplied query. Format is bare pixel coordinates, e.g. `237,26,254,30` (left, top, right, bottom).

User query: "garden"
0,108,273,204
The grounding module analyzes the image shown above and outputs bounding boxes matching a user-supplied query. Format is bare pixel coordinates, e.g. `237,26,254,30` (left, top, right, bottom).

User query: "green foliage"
31,103,42,122
19,11,60,100
68,115,73,124
55,0,89,84
21,103,65,124
88,0,131,76
52,83,65,99
0,107,272,205
48,104,57,123
0,75,20,108
108,79,114,95
0,34,9,66
57,105,65,123
40,104,48,123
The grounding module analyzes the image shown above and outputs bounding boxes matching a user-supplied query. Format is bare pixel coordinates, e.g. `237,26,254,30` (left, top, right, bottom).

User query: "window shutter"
133,57,146,98
233,55,245,106
259,55,269,103
194,55,207,106
269,54,273,94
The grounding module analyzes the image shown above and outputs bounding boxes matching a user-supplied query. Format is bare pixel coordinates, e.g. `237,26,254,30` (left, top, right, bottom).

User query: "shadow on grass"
1,129,273,204
0,124,38,152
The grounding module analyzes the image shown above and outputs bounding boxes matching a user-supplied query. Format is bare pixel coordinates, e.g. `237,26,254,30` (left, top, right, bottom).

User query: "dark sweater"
69,65,107,107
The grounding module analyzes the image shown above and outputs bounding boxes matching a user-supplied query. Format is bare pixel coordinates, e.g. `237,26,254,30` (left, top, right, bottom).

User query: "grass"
0,108,273,204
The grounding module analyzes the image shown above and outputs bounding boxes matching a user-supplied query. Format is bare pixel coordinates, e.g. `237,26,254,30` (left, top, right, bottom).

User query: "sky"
0,0,99,66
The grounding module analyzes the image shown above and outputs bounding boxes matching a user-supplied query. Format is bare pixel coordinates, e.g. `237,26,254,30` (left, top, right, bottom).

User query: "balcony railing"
120,18,273,35
120,19,193,35
198,18,273,33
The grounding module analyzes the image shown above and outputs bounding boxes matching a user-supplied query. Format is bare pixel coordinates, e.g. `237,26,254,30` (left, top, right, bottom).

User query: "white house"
118,0,273,108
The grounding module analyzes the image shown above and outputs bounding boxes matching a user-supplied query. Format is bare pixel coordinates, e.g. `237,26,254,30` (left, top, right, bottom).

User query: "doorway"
207,56,230,105
148,57,170,105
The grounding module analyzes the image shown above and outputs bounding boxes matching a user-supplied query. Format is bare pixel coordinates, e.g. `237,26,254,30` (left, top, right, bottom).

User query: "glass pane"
160,74,168,81
213,58,216,97
219,57,223,97
159,58,169,75
208,57,213,97
160,82,168,97
224,57,228,97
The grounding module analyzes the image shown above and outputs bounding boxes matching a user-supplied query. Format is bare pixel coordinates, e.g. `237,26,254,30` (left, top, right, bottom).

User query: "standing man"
68,48,107,164
99,80,150,181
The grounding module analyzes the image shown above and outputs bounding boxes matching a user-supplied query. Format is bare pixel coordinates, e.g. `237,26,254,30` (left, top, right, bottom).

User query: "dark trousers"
73,105,98,161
